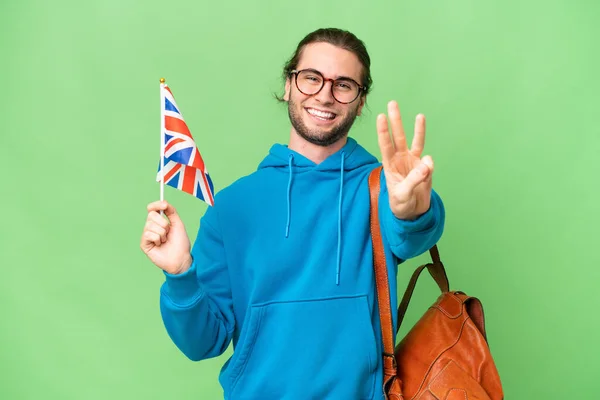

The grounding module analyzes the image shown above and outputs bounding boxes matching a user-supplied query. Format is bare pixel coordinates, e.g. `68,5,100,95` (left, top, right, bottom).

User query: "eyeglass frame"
289,69,367,104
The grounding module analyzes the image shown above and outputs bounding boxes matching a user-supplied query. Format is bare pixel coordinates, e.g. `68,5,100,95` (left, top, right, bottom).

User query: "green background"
2,0,599,398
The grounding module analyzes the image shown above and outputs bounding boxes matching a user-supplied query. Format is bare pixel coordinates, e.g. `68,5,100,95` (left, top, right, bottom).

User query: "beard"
287,97,360,147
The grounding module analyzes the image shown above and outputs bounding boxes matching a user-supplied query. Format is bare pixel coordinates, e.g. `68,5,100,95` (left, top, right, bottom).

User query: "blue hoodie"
159,137,445,400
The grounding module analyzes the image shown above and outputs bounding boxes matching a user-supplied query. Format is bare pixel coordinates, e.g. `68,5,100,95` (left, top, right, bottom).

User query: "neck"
288,129,348,164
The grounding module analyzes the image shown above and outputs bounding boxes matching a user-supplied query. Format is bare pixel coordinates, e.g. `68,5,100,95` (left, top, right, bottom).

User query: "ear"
283,78,291,102
357,95,366,116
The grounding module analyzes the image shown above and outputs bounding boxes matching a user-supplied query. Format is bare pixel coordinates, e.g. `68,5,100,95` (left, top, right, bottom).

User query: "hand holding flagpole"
143,77,214,275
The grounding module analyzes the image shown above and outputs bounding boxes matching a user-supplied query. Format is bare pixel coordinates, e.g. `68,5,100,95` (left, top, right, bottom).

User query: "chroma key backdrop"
2,0,599,399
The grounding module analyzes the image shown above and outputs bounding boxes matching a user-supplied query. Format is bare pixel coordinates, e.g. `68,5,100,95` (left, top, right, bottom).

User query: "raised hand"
140,201,192,275
376,101,434,221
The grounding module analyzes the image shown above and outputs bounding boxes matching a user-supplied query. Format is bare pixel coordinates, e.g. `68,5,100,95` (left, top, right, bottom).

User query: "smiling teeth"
307,108,335,119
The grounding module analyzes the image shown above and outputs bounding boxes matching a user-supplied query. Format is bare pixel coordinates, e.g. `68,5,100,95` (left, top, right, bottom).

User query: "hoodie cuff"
387,201,436,234
162,259,204,306
383,189,442,251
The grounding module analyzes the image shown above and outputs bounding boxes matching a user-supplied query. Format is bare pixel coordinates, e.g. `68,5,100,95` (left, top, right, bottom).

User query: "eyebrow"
335,75,357,82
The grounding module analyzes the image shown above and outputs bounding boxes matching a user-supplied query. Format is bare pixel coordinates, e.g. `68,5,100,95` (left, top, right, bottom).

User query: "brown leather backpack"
368,166,504,400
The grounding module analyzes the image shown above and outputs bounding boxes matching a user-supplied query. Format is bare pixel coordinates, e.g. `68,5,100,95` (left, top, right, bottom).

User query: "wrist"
392,210,419,221
177,254,193,274
162,260,203,305
390,202,420,221
166,253,192,275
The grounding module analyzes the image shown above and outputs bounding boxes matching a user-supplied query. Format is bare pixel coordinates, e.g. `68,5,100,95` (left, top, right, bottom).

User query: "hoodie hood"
257,137,379,285
257,137,378,172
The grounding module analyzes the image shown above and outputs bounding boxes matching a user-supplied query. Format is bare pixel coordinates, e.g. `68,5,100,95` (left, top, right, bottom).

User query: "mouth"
305,107,337,124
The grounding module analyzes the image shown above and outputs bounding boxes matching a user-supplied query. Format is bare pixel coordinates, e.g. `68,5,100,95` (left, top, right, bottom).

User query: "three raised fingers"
379,101,427,158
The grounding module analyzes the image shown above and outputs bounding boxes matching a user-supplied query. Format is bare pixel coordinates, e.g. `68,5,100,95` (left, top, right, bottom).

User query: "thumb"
163,202,184,227
402,161,431,193
421,155,434,173
151,201,183,228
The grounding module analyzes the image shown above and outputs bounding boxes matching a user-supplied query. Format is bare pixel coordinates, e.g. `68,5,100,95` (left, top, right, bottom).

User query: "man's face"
284,42,366,147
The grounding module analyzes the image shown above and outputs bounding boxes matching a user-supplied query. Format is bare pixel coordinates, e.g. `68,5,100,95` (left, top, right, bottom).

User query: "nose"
313,80,335,104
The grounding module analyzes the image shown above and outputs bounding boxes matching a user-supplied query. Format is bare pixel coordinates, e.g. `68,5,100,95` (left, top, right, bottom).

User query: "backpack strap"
396,248,449,333
368,166,452,397
368,166,403,397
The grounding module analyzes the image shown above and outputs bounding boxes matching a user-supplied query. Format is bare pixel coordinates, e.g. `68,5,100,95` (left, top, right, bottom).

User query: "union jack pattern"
157,84,215,206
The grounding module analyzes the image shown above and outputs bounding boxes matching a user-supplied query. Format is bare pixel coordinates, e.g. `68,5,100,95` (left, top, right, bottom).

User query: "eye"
335,81,354,91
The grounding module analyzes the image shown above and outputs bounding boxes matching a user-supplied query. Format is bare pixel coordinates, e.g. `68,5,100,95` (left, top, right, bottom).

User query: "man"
141,28,445,399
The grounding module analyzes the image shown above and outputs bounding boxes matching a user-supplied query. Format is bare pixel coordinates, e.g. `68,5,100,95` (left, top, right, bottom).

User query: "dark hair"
275,28,373,102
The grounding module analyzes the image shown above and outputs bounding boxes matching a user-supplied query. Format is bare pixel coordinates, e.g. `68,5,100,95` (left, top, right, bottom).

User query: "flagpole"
160,77,166,215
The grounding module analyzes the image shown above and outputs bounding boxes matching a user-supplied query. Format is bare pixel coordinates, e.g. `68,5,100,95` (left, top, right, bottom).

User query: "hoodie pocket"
228,295,377,400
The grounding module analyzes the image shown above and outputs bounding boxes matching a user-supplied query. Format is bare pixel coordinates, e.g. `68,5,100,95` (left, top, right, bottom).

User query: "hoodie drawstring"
336,152,345,285
285,154,294,238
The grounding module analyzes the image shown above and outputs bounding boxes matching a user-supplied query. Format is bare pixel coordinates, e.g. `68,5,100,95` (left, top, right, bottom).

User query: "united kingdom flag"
157,83,215,206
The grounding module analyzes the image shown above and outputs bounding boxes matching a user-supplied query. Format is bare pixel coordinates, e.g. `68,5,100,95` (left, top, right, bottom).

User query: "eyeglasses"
290,69,366,104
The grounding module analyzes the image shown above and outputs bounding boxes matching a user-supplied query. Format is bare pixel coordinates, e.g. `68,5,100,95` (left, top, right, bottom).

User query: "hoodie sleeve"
379,178,446,262
159,205,235,361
